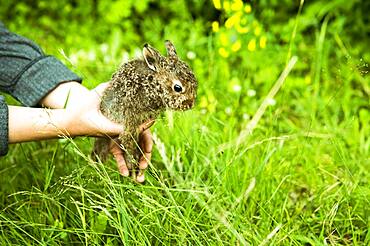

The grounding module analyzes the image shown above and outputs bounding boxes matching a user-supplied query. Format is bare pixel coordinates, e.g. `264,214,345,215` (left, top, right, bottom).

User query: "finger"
141,129,153,153
138,129,153,170
138,152,151,170
86,83,123,136
139,119,155,132
94,112,123,135
91,82,111,107
92,82,110,96
136,170,145,183
115,153,129,177
110,142,129,177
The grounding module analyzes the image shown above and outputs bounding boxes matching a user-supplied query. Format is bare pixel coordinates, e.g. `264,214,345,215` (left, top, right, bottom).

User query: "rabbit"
92,40,198,175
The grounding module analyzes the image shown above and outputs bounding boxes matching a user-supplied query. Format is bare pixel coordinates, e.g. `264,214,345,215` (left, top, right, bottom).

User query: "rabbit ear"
165,40,178,58
143,44,161,71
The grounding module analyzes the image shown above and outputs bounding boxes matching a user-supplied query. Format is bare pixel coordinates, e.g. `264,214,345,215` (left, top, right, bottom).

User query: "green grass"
1,4,369,245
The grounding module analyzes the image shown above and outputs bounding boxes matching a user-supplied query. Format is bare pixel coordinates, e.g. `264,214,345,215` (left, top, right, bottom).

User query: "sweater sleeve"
0,22,82,107
0,96,8,156
0,22,82,156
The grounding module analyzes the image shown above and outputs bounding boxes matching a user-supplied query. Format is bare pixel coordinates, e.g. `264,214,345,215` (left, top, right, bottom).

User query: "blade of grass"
218,56,298,152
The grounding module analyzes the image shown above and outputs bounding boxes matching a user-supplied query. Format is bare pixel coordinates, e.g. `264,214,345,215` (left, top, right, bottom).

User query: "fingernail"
136,174,145,183
121,168,129,177
139,161,148,170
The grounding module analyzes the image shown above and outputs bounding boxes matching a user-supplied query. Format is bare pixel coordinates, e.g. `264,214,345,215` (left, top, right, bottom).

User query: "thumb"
93,111,123,136
90,82,122,135
91,82,110,100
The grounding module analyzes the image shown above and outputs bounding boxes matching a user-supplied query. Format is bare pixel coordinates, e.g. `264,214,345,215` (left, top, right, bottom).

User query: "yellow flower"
212,21,219,32
228,77,242,93
225,13,241,29
304,75,311,84
231,40,241,52
219,47,230,58
223,1,230,11
199,96,208,108
208,104,216,113
244,4,252,13
220,32,229,46
231,0,243,11
254,26,261,36
212,0,221,10
236,24,249,33
248,39,256,52
207,93,217,112
208,93,216,103
259,36,267,48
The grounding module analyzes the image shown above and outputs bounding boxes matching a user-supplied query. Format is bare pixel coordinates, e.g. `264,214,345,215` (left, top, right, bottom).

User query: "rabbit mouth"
180,99,194,110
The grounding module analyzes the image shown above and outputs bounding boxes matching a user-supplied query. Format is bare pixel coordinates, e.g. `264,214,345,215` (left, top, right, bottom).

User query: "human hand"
63,82,123,137
41,81,123,136
41,81,154,182
109,121,154,183
8,82,121,144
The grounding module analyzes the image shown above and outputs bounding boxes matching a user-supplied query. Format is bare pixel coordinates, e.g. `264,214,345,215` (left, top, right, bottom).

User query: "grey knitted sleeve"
0,22,82,156
0,23,82,106
0,96,8,156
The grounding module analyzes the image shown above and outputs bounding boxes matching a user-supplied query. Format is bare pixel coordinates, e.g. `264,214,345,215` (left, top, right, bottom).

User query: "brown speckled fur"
92,41,198,166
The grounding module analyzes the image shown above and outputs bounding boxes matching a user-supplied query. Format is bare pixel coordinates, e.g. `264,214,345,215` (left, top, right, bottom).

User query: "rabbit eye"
173,84,183,93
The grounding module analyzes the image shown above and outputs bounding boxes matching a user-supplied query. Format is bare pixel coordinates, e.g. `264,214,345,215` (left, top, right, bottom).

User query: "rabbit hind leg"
91,137,111,162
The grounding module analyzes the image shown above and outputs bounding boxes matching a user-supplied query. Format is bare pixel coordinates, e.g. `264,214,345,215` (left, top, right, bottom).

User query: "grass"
1,6,369,246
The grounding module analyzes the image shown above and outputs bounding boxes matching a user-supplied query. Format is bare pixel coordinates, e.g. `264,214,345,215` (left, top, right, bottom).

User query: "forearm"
8,81,123,143
8,106,76,143
4,81,87,145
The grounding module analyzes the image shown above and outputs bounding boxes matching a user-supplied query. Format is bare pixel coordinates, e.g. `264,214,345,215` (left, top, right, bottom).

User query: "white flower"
243,113,250,120
69,54,78,64
266,98,276,106
225,107,232,115
100,43,109,53
201,125,208,132
104,55,111,63
233,84,242,92
200,109,207,114
87,50,96,61
187,51,196,60
247,89,256,97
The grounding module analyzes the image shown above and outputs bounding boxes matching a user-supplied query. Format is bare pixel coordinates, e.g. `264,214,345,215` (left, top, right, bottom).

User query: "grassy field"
1,1,369,245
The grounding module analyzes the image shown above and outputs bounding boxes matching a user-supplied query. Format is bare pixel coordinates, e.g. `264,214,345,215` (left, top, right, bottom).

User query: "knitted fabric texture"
0,96,8,155
0,21,82,156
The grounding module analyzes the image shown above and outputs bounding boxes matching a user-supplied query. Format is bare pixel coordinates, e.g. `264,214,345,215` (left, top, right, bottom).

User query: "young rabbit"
92,40,198,176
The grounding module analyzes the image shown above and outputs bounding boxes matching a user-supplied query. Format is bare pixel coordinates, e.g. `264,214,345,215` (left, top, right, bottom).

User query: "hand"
109,122,154,183
8,82,122,143
64,83,123,137
41,81,155,182
41,81,122,137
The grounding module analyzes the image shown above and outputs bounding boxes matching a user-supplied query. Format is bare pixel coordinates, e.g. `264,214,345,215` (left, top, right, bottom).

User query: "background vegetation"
1,0,369,244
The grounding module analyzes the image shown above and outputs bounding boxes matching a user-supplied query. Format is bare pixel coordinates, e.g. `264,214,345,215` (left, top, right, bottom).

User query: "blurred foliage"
0,0,368,143
0,0,368,126
1,1,369,244
211,0,268,58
